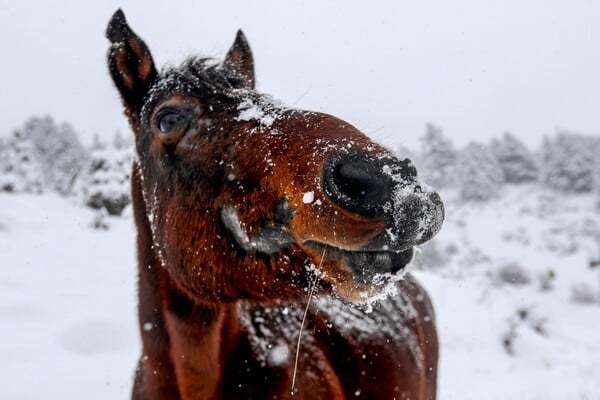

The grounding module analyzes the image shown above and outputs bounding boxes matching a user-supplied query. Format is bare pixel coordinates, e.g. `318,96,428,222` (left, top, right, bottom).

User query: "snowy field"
1,187,600,399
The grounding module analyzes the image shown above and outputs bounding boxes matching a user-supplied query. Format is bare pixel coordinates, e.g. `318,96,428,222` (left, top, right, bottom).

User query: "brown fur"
106,9,443,400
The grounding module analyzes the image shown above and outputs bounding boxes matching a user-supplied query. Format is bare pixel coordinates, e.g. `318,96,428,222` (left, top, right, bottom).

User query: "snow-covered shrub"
494,263,531,286
570,283,599,304
82,133,132,216
456,142,504,201
541,131,598,193
91,209,110,230
502,307,548,356
490,132,538,183
419,123,457,188
537,269,556,292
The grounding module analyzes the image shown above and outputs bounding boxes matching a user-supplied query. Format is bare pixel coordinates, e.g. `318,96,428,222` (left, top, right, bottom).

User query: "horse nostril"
324,154,393,217
335,164,379,201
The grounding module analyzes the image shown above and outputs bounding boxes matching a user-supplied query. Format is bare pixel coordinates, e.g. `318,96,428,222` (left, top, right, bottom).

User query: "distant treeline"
0,116,599,216
0,116,132,215
400,123,600,201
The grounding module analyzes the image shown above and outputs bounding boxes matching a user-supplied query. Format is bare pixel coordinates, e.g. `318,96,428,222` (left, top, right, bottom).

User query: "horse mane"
147,57,248,104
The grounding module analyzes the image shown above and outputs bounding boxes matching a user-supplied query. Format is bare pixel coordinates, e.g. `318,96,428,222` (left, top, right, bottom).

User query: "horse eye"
156,108,189,133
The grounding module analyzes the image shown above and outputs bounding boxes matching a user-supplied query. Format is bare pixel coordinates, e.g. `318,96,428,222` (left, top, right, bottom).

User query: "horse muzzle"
322,152,444,251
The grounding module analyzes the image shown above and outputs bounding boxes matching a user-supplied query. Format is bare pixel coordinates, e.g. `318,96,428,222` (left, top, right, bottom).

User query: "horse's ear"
224,30,255,88
105,9,157,122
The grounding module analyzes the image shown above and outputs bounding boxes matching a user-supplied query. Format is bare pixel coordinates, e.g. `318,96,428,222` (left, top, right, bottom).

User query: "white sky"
1,0,599,150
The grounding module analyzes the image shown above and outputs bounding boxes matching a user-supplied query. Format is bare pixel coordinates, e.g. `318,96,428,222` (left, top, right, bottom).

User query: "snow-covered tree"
0,116,87,195
541,131,598,193
0,129,44,194
82,132,132,216
23,116,87,195
490,132,538,183
419,123,457,188
456,142,504,201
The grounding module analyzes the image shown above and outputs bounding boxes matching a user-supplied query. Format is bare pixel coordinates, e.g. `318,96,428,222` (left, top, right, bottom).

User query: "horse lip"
302,240,414,276
220,207,293,255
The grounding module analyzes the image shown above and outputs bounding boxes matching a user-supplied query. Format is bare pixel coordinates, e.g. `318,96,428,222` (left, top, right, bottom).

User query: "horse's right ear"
224,30,255,88
106,9,157,122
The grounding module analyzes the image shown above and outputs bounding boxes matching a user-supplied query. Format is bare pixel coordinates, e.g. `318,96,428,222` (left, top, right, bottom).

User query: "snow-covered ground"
0,194,138,399
418,185,600,399
1,186,599,399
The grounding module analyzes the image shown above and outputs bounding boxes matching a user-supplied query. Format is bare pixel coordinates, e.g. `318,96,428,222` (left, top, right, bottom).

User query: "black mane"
156,58,248,100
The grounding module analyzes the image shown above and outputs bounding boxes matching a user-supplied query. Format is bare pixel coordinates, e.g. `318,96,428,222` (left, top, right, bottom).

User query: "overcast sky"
1,0,599,150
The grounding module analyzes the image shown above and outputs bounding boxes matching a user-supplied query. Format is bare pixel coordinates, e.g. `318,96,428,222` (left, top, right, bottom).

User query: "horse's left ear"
105,9,157,124
224,30,255,88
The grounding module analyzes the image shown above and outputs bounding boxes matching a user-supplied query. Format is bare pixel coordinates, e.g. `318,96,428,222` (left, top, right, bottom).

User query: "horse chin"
301,241,414,303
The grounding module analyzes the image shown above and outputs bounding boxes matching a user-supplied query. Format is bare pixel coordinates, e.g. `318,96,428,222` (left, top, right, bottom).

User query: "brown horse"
106,9,444,400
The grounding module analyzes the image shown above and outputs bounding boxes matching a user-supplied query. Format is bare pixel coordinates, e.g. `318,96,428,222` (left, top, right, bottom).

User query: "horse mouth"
302,240,414,283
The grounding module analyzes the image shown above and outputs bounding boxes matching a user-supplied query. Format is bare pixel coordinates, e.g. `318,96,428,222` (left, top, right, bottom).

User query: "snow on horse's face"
107,11,444,302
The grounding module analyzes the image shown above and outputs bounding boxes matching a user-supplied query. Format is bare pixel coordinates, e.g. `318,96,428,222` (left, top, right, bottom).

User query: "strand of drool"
290,249,326,395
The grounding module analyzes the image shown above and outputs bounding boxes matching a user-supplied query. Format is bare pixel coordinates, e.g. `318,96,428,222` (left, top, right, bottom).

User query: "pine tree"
82,132,132,216
542,131,597,193
419,123,457,188
490,132,538,183
456,142,504,201
0,129,44,194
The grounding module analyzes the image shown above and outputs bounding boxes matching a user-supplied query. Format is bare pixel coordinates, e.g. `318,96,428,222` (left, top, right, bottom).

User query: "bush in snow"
90,209,110,230
456,142,504,201
570,282,599,305
502,307,548,356
541,131,599,193
537,269,556,292
494,262,531,286
490,132,538,183
82,133,132,216
419,123,457,188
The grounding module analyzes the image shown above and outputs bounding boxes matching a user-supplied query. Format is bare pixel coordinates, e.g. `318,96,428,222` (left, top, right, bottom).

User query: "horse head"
106,10,444,303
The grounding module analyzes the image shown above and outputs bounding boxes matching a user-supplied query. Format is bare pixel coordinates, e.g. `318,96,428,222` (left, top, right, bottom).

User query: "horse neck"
161,277,241,398
131,163,242,398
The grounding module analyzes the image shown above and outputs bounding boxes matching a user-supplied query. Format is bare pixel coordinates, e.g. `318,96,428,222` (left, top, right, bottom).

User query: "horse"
106,9,444,400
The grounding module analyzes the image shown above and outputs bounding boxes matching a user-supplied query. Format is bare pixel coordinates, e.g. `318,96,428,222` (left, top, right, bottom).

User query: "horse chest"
225,289,425,399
